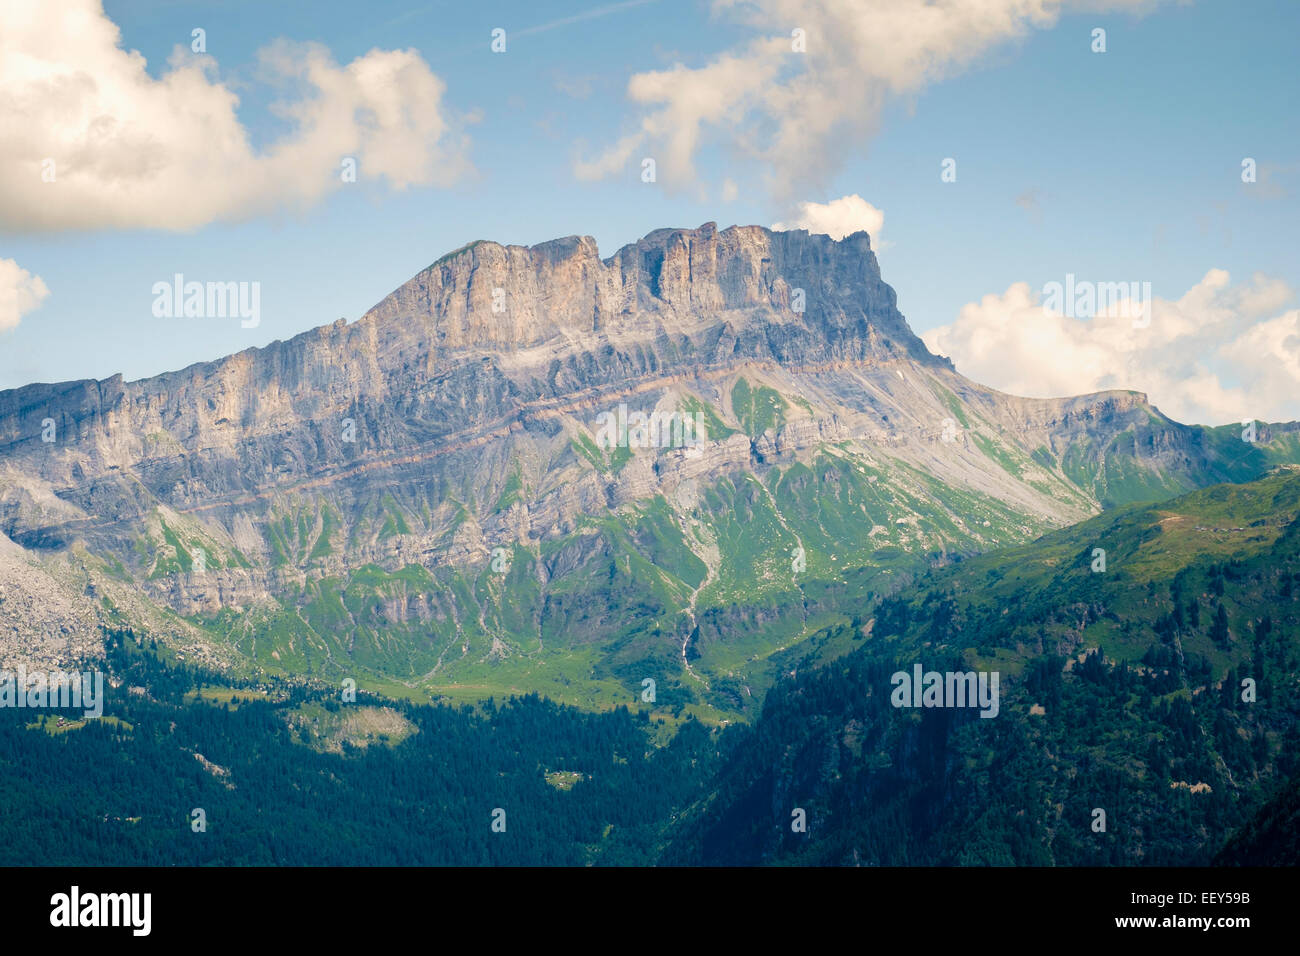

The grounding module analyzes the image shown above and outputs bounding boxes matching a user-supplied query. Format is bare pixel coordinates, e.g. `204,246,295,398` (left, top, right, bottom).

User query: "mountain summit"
363,222,939,365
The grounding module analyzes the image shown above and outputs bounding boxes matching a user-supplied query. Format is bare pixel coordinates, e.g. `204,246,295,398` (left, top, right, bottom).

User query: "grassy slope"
112,374,1300,721
660,467,1300,864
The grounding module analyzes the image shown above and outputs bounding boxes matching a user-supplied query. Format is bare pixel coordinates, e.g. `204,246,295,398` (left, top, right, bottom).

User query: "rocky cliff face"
0,223,1295,705
363,223,937,360
0,224,931,531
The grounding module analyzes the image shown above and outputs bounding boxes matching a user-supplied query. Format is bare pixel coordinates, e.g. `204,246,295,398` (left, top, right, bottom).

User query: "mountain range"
2,222,1298,719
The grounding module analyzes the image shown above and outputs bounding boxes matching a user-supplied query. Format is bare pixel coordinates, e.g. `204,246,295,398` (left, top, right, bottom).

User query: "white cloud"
773,194,884,242
921,270,1300,426
0,0,471,232
0,259,50,333
574,38,786,185
578,0,1163,195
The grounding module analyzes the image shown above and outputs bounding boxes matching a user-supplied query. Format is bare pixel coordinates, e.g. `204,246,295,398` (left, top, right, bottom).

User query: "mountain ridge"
1,222,1297,715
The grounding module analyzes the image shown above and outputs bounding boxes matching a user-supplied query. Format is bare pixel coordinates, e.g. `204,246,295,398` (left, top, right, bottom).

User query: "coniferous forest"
4,472,1299,866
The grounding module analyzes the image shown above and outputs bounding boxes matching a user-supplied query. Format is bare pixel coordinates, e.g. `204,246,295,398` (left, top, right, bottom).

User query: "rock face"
1,225,926,524
0,222,1295,694
364,225,934,360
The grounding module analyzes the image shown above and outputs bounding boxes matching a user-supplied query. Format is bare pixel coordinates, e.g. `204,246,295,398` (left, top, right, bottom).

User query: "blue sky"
1,0,1297,425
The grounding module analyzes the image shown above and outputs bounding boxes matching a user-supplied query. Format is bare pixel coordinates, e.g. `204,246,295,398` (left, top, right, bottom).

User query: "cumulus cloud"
921,270,1300,426
0,259,50,333
574,38,786,186
773,194,884,242
0,0,471,232
578,0,1163,195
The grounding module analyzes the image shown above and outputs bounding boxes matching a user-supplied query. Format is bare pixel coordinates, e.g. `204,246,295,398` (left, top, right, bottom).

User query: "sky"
1,0,1297,426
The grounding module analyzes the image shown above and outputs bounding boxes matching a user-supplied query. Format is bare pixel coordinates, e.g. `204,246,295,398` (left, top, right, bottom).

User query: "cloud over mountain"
772,195,885,242
922,269,1300,427
577,0,1163,196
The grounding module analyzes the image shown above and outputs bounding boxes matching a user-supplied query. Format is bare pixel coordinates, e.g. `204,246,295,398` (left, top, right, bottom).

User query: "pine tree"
1210,603,1230,647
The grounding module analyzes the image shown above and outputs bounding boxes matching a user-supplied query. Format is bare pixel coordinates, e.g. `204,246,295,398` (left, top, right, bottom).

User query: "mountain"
1,222,1298,715
662,466,1300,865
